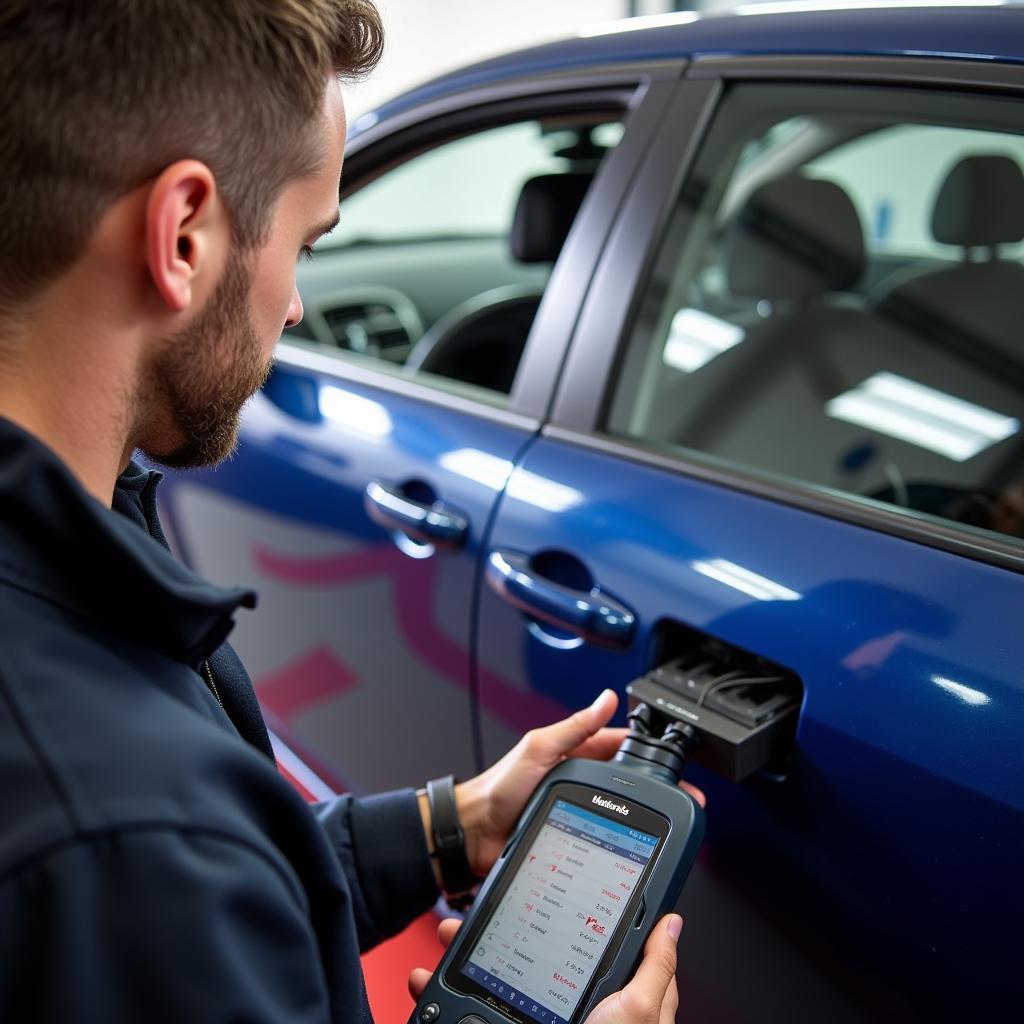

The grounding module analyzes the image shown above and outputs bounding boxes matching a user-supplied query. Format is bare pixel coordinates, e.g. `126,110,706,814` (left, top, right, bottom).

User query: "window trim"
343,60,686,164
548,55,1024,575
293,72,683,428
340,87,637,205
273,338,540,431
542,425,1024,575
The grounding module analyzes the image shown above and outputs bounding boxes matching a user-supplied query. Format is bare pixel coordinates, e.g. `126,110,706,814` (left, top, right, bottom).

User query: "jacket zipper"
201,660,224,711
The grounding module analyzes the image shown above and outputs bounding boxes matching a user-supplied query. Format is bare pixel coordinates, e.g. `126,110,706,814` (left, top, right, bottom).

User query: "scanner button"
633,896,647,929
420,1003,441,1023
457,1017,488,1024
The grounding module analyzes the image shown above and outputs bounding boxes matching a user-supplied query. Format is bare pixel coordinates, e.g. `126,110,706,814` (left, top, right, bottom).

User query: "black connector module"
626,652,801,782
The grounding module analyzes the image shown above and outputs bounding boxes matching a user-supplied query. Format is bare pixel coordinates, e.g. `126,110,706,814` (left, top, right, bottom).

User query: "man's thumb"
532,689,617,758
632,915,682,997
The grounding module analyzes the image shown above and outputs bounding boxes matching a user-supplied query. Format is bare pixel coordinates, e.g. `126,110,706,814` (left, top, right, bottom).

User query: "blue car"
157,5,1024,1019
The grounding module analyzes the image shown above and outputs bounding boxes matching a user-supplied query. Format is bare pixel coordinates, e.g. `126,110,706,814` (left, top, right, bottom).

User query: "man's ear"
145,161,226,313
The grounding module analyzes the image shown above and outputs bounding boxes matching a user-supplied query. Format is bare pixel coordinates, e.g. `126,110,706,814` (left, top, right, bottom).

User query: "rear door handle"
486,549,635,649
364,480,468,550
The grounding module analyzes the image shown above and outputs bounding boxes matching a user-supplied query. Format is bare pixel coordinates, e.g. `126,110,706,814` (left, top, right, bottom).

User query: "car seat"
653,173,898,482
650,170,1022,502
869,153,1024,373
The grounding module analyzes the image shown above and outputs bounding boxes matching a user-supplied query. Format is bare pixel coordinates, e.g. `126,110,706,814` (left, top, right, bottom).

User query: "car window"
808,124,1024,260
605,83,1024,547
319,120,625,249
290,115,624,404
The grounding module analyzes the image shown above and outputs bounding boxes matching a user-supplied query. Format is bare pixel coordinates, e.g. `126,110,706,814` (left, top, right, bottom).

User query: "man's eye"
299,245,314,263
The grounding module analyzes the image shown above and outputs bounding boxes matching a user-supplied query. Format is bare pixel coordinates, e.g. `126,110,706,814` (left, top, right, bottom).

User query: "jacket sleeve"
0,828,333,1023
314,788,440,951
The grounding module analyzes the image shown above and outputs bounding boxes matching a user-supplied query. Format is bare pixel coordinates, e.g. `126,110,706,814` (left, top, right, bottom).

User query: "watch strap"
426,775,478,898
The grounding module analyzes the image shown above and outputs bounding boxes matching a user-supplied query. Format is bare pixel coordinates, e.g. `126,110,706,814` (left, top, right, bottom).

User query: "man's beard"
139,251,273,470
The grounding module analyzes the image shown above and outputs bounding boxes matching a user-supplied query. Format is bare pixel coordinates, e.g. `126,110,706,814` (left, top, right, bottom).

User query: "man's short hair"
0,0,383,313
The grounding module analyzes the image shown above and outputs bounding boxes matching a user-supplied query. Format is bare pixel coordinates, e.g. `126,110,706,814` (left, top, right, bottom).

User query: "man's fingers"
437,917,461,949
679,780,706,809
407,967,432,1001
408,920,462,1001
619,915,681,1022
528,690,618,760
660,976,679,1024
564,727,629,761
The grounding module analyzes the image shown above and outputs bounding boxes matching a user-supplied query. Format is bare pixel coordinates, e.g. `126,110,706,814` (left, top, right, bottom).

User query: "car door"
476,61,1024,1021
155,68,682,794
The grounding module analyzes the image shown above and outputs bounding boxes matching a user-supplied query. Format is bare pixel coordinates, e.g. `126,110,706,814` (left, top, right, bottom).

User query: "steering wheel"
404,285,544,394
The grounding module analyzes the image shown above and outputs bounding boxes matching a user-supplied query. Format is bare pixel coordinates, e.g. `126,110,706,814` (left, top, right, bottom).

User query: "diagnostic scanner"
409,709,704,1024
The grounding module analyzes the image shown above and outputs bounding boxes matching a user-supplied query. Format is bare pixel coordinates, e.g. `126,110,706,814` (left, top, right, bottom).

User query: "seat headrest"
931,154,1024,247
510,172,593,263
724,174,865,301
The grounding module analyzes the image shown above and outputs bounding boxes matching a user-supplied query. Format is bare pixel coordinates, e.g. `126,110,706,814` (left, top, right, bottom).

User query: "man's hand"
408,913,683,1023
452,689,705,879
584,915,682,1024
407,917,461,1002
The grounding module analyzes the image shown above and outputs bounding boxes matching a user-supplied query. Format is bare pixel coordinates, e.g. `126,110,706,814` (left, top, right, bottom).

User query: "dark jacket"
0,416,439,1022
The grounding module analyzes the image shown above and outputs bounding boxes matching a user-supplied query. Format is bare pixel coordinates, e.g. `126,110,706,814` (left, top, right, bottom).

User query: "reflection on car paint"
253,536,572,734
320,385,394,437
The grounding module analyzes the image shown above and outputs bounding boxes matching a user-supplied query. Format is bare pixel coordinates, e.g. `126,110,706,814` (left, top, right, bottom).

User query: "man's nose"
285,285,304,329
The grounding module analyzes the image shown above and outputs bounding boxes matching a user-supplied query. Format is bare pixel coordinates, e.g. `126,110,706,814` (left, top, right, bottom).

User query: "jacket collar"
0,416,255,666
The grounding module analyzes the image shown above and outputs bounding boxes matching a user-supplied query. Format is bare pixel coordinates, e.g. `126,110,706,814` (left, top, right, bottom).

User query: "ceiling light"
579,11,700,38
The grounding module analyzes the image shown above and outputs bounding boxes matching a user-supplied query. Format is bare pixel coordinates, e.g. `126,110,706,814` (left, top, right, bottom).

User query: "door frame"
547,55,1024,574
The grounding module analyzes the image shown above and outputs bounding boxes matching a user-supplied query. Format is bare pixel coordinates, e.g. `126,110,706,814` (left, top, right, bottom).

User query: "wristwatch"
425,775,479,906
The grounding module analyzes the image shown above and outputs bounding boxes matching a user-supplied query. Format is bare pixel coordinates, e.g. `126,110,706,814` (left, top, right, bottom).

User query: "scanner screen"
459,798,659,1024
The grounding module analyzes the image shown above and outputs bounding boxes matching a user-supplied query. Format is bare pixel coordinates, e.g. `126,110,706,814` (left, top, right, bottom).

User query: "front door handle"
365,480,468,550
486,549,635,649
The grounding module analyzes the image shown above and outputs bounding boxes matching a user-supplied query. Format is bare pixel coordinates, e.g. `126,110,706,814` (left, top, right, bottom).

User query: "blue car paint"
476,435,1023,1015
158,364,539,792
480,438,1023,801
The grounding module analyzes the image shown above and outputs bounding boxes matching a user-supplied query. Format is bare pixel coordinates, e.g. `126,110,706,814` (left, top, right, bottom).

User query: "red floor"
361,911,446,1023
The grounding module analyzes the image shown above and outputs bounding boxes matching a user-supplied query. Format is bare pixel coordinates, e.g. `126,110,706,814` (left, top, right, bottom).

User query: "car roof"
360,4,1024,132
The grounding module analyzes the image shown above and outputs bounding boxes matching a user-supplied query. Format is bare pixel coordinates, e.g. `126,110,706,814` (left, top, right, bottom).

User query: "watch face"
446,783,669,1024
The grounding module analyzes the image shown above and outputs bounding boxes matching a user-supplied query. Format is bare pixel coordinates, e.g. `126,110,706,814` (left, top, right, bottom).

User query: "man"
0,2,701,1020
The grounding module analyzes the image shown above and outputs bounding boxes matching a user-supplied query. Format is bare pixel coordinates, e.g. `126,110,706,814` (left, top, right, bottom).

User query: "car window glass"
319,120,625,248
606,84,1024,548
807,124,1024,260
288,114,624,404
